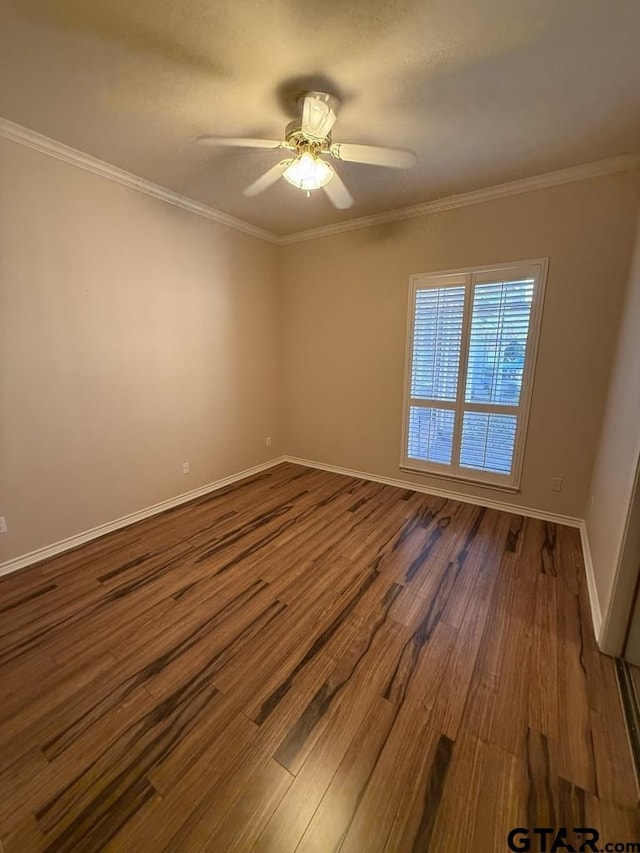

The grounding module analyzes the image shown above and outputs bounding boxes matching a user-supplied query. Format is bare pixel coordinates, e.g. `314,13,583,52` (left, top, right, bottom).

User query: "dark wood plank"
0,462,635,852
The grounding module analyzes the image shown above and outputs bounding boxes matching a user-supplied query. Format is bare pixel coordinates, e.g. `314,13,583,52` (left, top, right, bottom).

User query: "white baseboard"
284,456,611,645
0,457,286,578
283,455,583,528
578,521,604,645
285,455,609,644
2,453,602,651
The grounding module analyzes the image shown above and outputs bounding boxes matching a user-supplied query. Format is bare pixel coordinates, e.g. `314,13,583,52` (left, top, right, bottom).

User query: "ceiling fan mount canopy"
196,90,417,209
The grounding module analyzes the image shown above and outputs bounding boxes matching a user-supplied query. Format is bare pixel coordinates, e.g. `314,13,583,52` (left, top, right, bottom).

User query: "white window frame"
400,258,548,492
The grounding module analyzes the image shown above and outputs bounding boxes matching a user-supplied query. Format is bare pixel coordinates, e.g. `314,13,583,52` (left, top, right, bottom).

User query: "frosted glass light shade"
283,152,334,190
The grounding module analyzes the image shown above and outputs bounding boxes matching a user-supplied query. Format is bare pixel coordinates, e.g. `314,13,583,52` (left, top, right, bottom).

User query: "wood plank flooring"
0,462,637,852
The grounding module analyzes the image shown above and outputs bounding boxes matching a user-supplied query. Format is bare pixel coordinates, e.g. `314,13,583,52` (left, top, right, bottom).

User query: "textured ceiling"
1,0,639,235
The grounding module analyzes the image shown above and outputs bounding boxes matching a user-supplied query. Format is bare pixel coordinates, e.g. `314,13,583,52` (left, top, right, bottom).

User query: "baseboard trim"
285,455,609,642
579,520,604,645
0,457,286,578
1,454,603,651
283,455,582,527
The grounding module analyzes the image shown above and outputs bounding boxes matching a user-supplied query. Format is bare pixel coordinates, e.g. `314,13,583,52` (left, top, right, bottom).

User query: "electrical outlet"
551,477,563,493
265,436,272,447
183,462,190,474
0,517,6,534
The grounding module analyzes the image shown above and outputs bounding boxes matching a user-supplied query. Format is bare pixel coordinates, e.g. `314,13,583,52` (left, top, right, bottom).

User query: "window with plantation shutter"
402,260,547,490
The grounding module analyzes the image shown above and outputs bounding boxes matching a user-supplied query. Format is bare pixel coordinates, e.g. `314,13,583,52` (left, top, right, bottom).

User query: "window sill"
399,465,520,494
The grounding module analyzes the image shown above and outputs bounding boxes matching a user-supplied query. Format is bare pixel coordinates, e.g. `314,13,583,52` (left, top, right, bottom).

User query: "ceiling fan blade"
243,160,291,197
197,136,284,150
330,142,416,169
323,171,354,209
301,92,339,140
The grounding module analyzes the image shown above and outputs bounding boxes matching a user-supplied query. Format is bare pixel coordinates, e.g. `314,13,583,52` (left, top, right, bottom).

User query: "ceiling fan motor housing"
197,89,414,209
284,122,330,153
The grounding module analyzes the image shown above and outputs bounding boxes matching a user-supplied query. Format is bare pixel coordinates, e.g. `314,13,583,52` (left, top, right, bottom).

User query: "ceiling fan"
196,91,417,209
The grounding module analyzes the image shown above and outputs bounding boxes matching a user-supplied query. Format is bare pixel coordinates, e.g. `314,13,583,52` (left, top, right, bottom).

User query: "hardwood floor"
0,462,637,852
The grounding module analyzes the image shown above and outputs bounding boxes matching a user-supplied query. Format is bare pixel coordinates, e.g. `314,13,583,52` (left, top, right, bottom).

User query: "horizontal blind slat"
465,279,534,410
459,412,517,474
411,285,464,402
407,406,455,464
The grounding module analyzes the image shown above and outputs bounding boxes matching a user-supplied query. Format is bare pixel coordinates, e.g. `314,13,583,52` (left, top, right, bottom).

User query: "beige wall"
280,171,640,518
585,214,640,654
0,140,281,563
2,141,639,575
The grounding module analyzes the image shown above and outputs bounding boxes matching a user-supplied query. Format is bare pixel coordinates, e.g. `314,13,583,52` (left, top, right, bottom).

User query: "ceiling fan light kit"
197,91,417,209
282,151,334,192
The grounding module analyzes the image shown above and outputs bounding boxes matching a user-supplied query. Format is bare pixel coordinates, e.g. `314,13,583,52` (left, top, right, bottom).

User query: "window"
401,260,547,490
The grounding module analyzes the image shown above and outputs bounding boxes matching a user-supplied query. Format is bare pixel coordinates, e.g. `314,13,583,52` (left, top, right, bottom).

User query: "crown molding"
0,117,279,244
2,116,639,247
279,151,640,244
